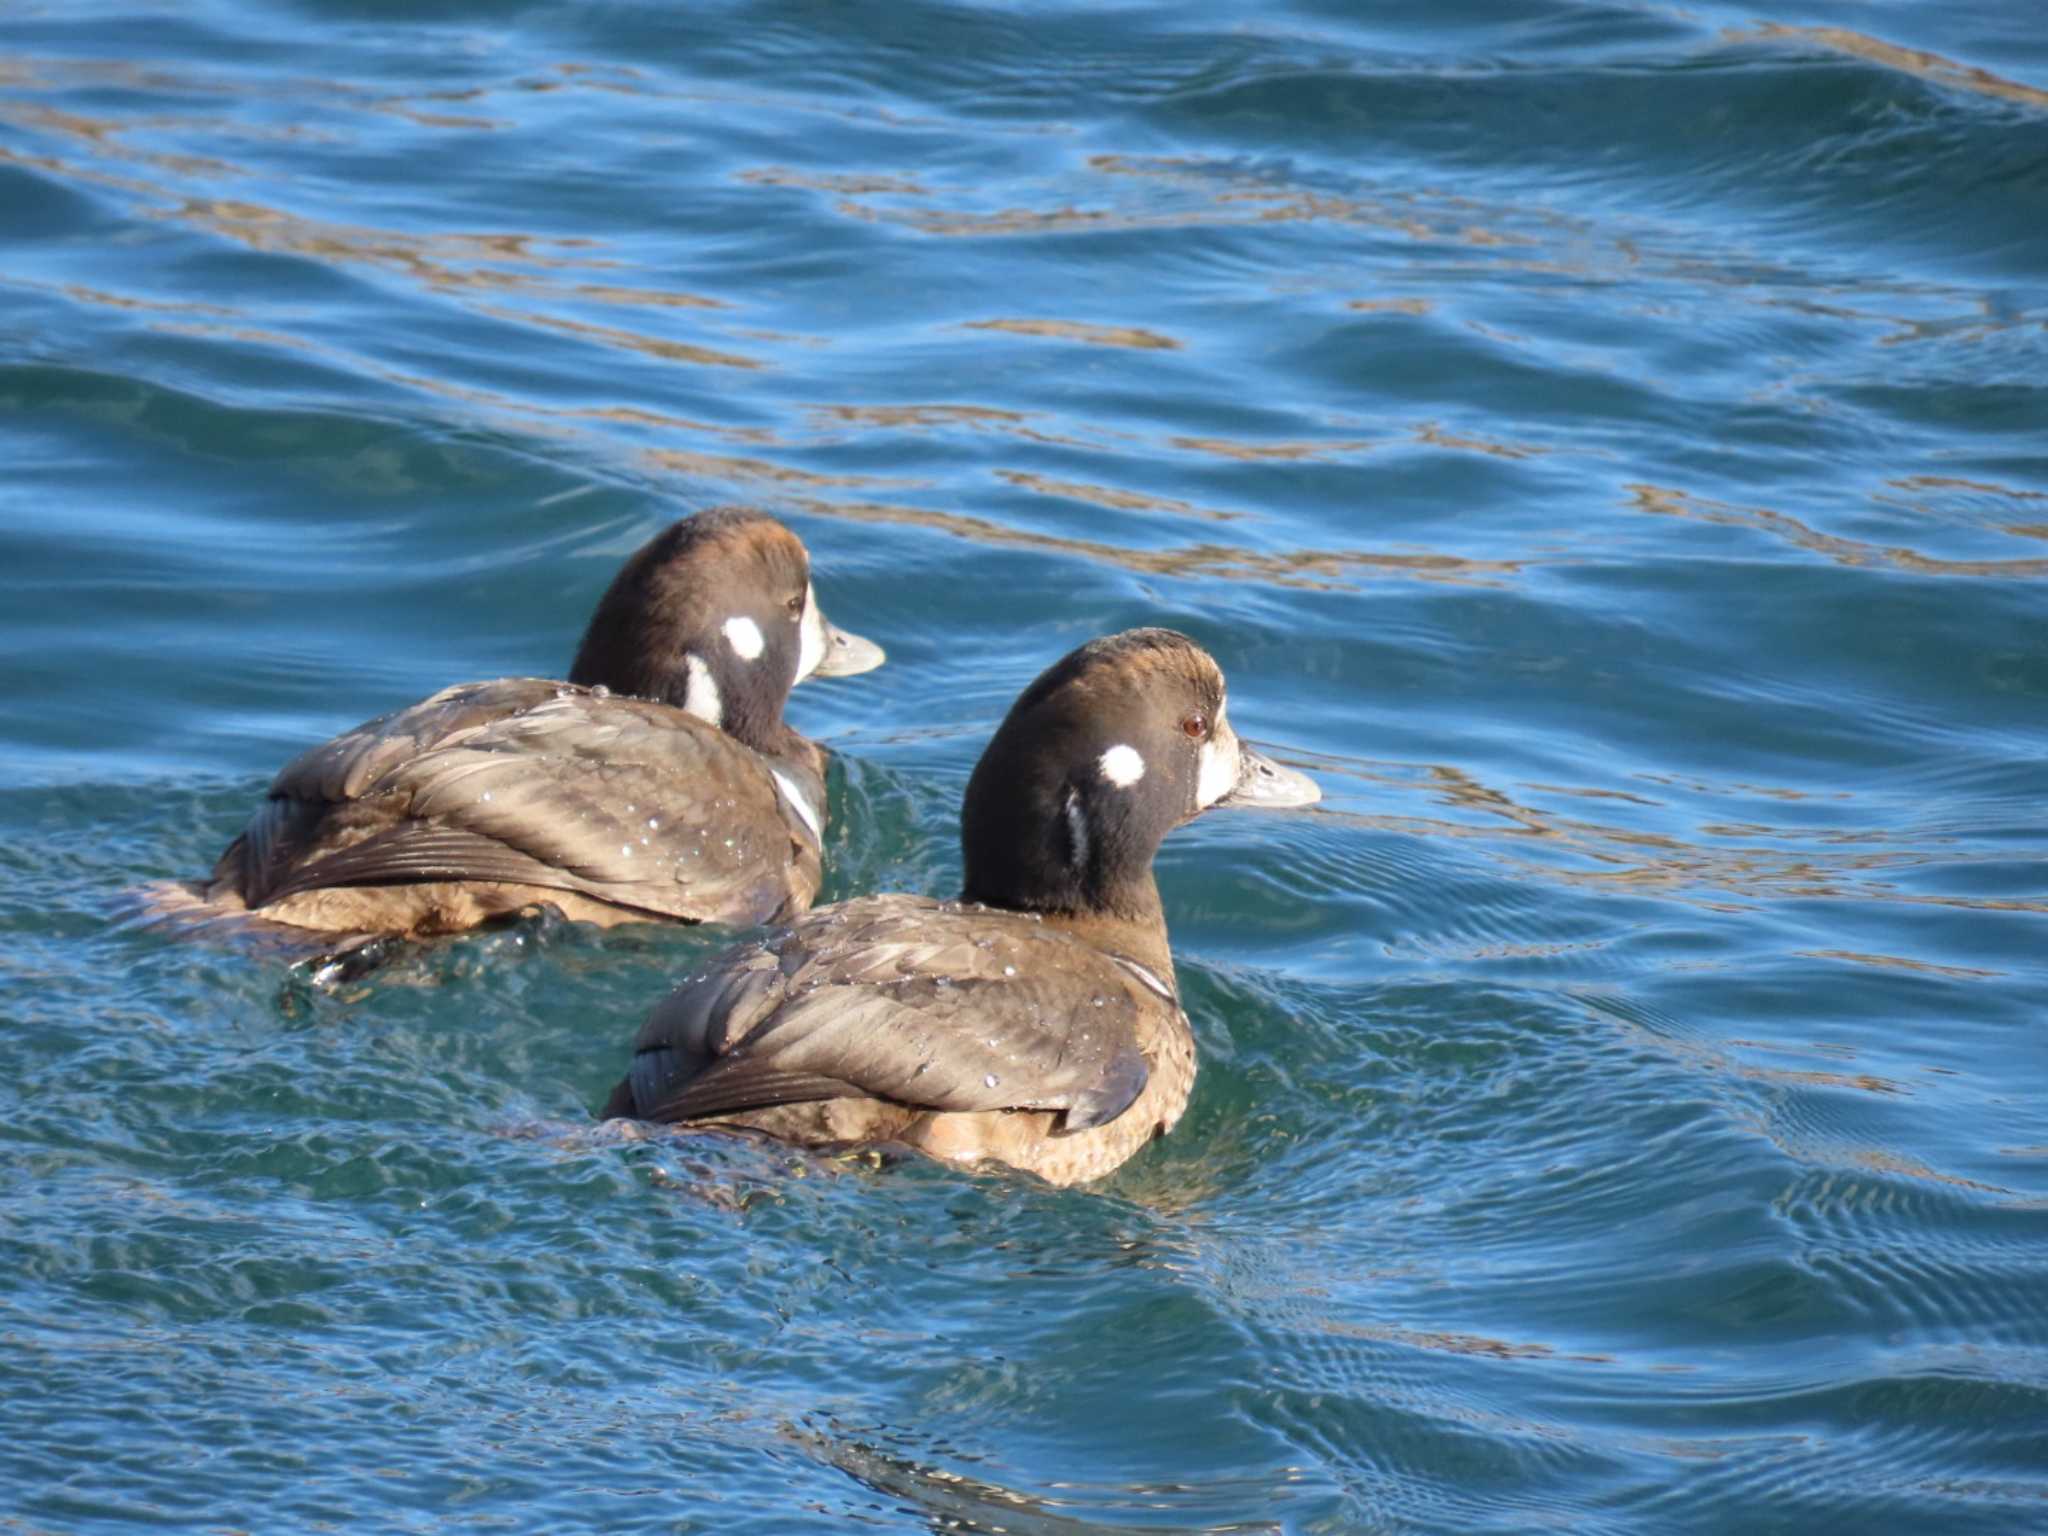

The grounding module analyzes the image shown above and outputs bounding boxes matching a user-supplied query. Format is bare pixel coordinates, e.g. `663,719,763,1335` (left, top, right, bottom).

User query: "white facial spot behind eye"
770,768,822,843
1098,744,1146,788
682,652,723,727
1195,710,1240,807
723,615,765,660
795,583,826,680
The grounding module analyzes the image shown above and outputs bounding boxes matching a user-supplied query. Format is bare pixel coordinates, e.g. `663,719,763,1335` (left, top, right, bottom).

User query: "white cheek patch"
1196,715,1240,808
1098,744,1146,788
682,652,722,728
770,768,823,843
723,615,765,661
795,583,825,681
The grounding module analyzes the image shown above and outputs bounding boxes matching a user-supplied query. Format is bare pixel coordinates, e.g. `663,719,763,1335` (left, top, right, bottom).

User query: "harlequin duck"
149,508,884,940
603,627,1319,1185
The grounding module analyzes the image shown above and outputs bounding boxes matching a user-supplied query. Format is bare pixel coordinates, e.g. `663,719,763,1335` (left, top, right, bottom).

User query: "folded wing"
220,680,808,923
617,895,1162,1133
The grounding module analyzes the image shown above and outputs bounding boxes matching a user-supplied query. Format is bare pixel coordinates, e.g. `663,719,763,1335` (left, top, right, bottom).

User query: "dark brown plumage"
145,508,882,942
605,628,1319,1185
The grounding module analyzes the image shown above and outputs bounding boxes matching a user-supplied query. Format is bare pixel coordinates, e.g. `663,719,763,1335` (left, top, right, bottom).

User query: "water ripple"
5,2,2047,1531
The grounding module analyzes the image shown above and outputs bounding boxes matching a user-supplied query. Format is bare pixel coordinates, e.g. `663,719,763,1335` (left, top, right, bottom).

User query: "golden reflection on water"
964,317,1181,351
778,493,1522,589
0,137,159,200
0,116,742,348
808,402,1125,453
469,304,761,370
1302,752,2046,920
542,403,775,443
1414,423,1550,461
16,252,1544,592
4,278,237,319
149,319,320,354
808,149,1560,252
1315,1317,1613,1364
1894,475,2047,501
739,166,931,197
8,37,2044,612
1795,950,2003,981
1628,484,2048,579
1169,434,1375,462
814,402,1026,429
1841,1147,2010,1194
644,447,914,490
171,195,597,259
1736,24,2048,110
996,469,1244,522
0,100,242,178
1878,476,2048,546
0,59,758,382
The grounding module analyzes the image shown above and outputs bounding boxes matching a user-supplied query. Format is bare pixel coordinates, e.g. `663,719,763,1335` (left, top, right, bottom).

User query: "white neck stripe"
682,653,722,728
1111,955,1176,1004
1062,789,1090,870
771,768,823,844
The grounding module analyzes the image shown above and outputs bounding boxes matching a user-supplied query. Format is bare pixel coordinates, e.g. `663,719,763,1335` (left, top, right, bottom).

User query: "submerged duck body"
155,508,883,940
605,628,1319,1185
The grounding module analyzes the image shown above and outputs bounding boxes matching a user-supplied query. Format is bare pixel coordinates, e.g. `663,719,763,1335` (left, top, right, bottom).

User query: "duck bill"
1218,740,1321,810
797,586,887,681
809,618,886,678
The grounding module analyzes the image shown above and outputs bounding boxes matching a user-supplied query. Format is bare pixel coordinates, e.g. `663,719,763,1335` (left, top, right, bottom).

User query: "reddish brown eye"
1180,712,1208,739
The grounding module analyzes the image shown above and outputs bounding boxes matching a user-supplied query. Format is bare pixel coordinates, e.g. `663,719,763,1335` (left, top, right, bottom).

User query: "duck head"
568,508,884,756
960,628,1318,923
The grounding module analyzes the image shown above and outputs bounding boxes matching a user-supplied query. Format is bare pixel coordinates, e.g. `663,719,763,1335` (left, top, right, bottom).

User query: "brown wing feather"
219,795,329,907
618,895,1164,1131
259,825,628,905
266,679,563,803
231,680,811,925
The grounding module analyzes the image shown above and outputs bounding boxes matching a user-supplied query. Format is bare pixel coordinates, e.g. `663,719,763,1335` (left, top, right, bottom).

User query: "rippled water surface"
4,0,2047,1529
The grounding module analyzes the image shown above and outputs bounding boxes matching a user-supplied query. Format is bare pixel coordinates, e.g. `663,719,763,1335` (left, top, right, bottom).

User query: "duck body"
606,894,1195,1185
606,627,1319,1185
194,678,828,936
150,508,881,941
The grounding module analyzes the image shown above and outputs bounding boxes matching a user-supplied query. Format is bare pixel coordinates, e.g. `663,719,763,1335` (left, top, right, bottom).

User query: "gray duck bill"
1219,741,1321,809
809,619,886,679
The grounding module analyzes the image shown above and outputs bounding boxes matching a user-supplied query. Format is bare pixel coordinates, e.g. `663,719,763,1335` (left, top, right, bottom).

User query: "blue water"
4,1,2047,1530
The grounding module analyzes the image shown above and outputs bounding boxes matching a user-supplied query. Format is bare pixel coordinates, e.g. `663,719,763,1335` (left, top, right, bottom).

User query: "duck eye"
1180,712,1208,740
786,593,805,617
